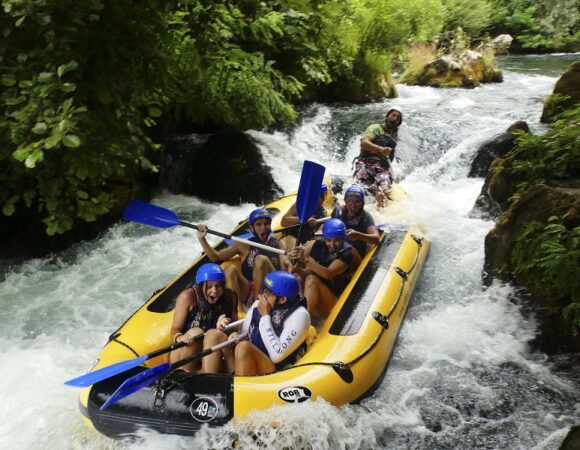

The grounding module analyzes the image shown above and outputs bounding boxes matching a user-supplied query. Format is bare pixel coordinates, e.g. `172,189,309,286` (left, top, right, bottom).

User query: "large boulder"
160,130,282,205
542,61,580,123
484,183,580,353
402,49,503,88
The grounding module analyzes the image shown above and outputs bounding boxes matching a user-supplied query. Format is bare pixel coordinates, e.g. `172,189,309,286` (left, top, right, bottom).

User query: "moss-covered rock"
484,183,580,353
400,49,503,88
480,99,580,353
542,61,580,123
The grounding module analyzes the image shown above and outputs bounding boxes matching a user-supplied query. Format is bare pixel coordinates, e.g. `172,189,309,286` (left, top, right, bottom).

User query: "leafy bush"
508,105,580,198
513,217,580,335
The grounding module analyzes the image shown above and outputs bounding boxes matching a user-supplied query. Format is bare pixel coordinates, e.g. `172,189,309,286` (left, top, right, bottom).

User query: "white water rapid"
0,54,578,449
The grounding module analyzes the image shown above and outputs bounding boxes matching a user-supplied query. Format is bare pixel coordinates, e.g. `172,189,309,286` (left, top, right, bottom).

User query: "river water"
0,54,578,449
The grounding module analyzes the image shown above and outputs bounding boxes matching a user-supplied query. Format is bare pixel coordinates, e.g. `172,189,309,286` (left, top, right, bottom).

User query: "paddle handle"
170,332,249,371
180,221,286,256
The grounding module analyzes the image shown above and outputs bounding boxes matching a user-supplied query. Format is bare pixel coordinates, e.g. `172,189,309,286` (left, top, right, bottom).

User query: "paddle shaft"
179,221,285,256
170,332,249,371
153,317,245,358
274,216,330,235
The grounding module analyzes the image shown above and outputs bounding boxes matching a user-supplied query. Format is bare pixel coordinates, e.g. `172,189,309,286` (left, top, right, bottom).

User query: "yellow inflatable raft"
76,185,430,437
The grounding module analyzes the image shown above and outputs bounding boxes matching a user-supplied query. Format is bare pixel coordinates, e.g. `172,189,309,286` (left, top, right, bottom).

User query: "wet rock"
560,425,580,450
486,34,513,55
468,121,530,178
468,122,530,220
542,61,580,123
403,49,503,88
484,183,580,353
160,130,282,205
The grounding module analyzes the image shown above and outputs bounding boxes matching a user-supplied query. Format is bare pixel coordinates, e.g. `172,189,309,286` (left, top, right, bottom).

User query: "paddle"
65,318,244,388
295,160,326,244
123,200,285,256
100,332,249,411
225,217,332,244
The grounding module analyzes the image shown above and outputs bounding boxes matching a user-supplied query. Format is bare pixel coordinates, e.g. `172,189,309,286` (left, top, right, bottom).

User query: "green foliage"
502,105,580,336
440,0,493,38
4,0,559,240
489,0,580,52
513,217,580,335
0,0,168,235
507,105,580,198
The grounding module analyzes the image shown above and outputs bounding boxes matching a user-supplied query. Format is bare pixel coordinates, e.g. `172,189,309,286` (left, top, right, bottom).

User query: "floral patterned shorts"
354,160,392,194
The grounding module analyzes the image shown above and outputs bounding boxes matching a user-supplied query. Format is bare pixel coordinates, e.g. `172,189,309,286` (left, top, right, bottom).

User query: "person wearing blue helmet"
288,218,359,317
355,106,403,206
196,208,284,313
331,186,380,258
279,183,329,248
169,263,237,372
202,271,310,376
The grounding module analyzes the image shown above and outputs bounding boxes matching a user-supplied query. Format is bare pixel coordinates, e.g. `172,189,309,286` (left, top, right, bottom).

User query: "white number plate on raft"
190,396,219,422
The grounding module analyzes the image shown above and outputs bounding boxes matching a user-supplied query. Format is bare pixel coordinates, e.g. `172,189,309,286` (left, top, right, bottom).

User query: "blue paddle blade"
122,199,180,229
100,362,171,411
296,161,326,223
64,355,149,387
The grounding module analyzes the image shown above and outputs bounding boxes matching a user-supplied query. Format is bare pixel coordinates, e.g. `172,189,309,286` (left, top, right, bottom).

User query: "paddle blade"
122,199,180,229
64,355,148,388
296,161,326,223
100,362,171,411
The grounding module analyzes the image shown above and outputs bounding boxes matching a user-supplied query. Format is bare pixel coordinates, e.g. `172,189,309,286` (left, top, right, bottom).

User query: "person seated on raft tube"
330,186,380,258
355,106,403,207
169,263,237,372
288,219,359,317
279,183,329,249
196,208,285,313
202,271,310,376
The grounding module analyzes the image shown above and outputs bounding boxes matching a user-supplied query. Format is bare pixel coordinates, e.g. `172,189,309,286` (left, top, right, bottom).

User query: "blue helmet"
320,184,328,194
322,218,347,239
249,208,272,226
263,271,300,302
345,185,365,203
196,263,226,285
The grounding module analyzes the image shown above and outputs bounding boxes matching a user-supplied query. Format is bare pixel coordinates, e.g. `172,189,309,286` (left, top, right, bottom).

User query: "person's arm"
346,213,380,246
361,138,393,158
280,203,300,227
258,307,311,364
304,256,348,281
287,241,314,277
346,225,380,246
196,224,240,262
170,291,191,341
360,124,393,158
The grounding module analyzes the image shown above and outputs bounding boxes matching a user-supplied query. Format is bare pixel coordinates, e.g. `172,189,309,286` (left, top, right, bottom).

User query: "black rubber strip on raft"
328,229,407,336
